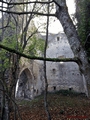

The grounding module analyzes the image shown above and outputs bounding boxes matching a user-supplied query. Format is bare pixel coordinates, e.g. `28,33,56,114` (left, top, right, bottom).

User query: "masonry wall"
45,32,87,93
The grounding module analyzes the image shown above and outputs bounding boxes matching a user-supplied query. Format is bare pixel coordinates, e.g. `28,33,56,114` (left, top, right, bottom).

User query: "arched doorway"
15,68,33,99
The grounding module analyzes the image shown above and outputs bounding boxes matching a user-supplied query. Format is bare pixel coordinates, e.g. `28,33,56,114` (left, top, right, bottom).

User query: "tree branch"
0,0,53,5
0,43,80,63
0,9,55,16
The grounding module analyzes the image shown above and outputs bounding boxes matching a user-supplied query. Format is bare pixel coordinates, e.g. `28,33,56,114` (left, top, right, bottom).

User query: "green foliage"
0,49,10,71
76,0,90,58
0,34,22,71
2,36,16,48
77,0,90,45
1,35,23,52
25,36,45,56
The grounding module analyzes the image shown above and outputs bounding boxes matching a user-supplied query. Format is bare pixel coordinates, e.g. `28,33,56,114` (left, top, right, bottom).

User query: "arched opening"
15,68,33,99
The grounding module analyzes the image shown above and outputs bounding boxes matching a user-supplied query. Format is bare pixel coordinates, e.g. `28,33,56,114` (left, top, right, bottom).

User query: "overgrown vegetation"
24,36,45,56
1,0,90,119
10,91,90,120
76,0,90,46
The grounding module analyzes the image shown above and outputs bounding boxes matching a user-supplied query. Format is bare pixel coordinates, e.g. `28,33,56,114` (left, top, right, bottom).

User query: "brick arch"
15,67,34,99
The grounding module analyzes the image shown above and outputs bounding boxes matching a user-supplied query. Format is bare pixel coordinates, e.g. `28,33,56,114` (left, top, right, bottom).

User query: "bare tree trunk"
54,0,90,96
43,0,51,120
1,83,10,120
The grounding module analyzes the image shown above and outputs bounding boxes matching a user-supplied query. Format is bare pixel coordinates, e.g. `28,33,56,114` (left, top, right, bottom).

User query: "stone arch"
15,67,34,99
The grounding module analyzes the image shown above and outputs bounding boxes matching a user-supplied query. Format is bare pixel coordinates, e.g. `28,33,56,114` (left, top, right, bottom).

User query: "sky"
66,0,75,14
48,0,76,33
0,0,76,34
34,0,76,34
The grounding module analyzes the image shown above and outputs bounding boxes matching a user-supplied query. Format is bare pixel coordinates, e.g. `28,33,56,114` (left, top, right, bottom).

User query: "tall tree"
0,0,45,119
54,0,90,96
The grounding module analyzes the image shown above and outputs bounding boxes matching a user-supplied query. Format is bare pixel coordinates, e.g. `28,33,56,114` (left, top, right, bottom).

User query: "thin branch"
53,0,61,8
0,0,53,5
43,0,51,119
0,5,13,9
21,1,37,49
26,29,38,43
0,9,55,16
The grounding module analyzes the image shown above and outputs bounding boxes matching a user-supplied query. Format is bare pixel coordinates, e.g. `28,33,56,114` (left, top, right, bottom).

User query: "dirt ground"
10,91,90,120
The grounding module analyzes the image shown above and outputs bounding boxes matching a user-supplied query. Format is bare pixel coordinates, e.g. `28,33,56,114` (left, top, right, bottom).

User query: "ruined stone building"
0,1,88,100
15,32,88,99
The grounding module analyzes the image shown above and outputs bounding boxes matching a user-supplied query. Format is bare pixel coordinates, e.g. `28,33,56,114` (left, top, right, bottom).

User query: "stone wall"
16,32,88,99
15,59,44,99
46,32,87,93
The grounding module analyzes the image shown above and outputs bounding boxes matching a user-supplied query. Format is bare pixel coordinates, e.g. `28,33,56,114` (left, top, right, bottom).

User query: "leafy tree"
0,0,47,119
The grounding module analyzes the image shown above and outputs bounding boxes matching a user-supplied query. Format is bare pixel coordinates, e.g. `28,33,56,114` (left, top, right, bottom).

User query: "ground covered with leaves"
10,90,90,120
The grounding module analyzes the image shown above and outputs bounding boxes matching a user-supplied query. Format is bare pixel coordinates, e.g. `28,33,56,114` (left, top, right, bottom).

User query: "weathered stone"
16,32,88,99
